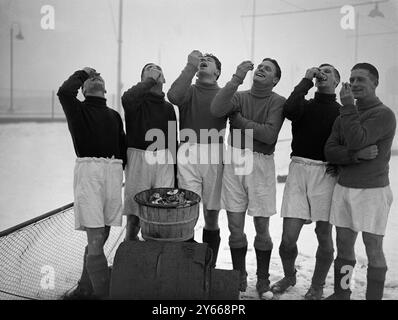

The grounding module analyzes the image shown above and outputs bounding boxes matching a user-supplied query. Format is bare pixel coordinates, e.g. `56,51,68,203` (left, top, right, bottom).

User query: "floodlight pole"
354,12,360,62
10,26,14,113
116,0,123,114
10,23,23,113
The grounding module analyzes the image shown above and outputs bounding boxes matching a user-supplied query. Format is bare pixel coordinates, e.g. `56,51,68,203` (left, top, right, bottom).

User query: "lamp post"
10,22,24,113
250,0,256,81
354,12,360,62
368,2,385,18
250,0,256,63
116,0,123,114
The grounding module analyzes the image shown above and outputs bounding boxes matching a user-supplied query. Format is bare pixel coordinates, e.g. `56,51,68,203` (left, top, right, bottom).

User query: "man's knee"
315,222,333,248
229,232,247,248
336,236,352,255
281,231,298,249
336,228,357,259
363,233,385,264
227,212,247,248
253,216,269,230
281,220,301,249
204,209,219,230
280,218,304,249
252,217,272,249
227,212,245,231
254,234,273,251
87,229,107,255
363,233,383,250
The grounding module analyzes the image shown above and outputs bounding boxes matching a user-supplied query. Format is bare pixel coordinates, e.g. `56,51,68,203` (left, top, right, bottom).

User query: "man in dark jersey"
58,67,126,299
122,63,177,240
270,64,341,300
168,51,226,267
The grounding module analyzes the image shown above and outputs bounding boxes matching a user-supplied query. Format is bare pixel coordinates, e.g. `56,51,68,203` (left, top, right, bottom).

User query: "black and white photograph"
0,0,397,304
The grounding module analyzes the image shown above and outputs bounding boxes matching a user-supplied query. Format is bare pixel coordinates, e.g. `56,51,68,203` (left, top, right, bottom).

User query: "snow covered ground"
0,122,397,300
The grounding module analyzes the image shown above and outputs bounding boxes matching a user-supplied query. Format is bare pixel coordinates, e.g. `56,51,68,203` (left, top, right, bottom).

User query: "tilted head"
82,74,106,97
141,63,166,83
316,63,340,93
197,53,222,81
253,58,281,87
350,63,379,100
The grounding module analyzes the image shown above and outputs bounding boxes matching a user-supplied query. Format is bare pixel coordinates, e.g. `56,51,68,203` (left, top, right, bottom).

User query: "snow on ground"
194,180,398,300
0,122,397,300
0,123,75,230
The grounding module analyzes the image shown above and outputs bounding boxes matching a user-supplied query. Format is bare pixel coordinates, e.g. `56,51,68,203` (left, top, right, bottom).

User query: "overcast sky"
1,0,397,108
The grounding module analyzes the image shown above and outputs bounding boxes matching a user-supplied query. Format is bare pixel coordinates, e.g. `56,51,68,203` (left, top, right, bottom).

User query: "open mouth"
199,62,208,68
255,73,265,78
316,75,327,82
90,78,103,83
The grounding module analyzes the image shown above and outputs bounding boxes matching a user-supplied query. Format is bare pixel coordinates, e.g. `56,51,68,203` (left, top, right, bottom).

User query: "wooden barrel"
134,188,201,242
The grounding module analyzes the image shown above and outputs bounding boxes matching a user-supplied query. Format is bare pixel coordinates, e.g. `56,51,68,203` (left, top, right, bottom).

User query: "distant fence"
0,88,118,121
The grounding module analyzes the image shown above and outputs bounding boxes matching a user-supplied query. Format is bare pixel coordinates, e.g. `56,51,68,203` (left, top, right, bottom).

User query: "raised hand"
235,61,254,80
357,145,378,160
340,82,355,106
147,68,163,82
305,67,321,80
188,50,203,69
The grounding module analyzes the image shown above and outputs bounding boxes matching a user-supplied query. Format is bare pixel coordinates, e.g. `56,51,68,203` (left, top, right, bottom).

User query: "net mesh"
0,205,125,300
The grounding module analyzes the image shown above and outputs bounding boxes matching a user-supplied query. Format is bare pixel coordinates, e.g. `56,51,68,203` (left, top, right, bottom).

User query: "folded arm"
340,104,395,150
324,118,362,165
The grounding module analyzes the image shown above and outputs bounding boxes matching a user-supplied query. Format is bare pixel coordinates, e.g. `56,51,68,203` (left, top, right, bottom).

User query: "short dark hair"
262,58,281,84
319,63,341,83
141,63,156,80
204,53,222,80
351,62,379,82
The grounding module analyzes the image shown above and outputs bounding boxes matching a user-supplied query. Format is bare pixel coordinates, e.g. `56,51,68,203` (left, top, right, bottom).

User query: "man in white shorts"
168,51,226,265
325,63,396,300
58,67,127,299
270,64,341,299
122,63,177,240
211,58,286,296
